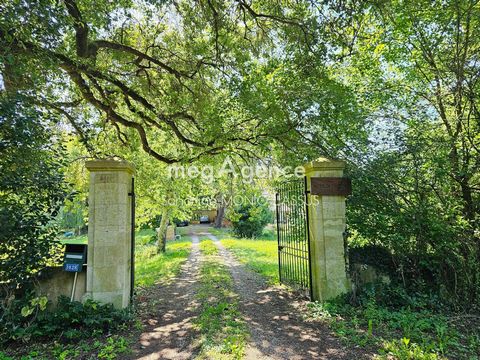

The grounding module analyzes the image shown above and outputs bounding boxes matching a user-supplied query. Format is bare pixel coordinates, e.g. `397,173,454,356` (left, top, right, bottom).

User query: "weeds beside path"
194,239,249,359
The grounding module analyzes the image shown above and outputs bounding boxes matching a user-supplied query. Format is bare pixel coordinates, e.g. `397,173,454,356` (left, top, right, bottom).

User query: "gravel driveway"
125,226,370,359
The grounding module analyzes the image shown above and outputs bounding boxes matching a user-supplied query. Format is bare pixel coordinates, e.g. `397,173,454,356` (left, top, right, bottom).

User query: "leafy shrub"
347,148,480,309
380,338,441,360
0,96,68,290
58,200,87,234
0,352,13,360
361,282,449,312
0,295,132,345
349,245,458,311
307,294,464,359
229,196,273,238
97,336,130,359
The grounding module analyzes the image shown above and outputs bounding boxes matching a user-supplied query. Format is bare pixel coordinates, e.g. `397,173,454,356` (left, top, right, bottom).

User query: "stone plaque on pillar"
85,159,135,308
304,157,351,301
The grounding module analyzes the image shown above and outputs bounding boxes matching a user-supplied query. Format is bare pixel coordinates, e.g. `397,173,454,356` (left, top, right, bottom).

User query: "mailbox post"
63,244,87,301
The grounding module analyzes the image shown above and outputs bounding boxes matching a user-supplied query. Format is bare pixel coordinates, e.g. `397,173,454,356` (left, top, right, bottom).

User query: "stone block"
103,246,125,266
92,292,124,308
322,200,346,218
92,267,121,292
94,206,108,225
166,226,175,241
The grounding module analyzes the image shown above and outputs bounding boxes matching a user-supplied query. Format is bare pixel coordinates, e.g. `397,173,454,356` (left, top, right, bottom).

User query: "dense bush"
349,245,396,276
347,147,479,310
229,197,273,238
307,286,480,360
0,294,132,345
0,97,69,291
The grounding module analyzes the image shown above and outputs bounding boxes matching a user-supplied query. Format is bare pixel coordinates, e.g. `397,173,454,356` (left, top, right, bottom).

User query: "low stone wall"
36,266,87,307
351,263,391,286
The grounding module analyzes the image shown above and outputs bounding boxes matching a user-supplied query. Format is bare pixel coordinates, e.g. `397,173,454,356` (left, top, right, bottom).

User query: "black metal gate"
275,177,313,299
128,177,135,301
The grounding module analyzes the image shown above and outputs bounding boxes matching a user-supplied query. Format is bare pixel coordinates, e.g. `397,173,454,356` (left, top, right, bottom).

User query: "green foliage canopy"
0,0,344,163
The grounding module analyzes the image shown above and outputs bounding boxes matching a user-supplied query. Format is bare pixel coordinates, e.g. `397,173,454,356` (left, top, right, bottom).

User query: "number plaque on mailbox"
63,244,87,273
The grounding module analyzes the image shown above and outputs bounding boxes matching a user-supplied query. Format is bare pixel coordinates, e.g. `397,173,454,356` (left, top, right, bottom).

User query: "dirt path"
126,235,201,360
207,233,370,360
126,226,369,359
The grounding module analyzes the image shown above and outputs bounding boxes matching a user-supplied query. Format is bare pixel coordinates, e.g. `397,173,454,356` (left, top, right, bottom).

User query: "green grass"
60,234,88,245
208,227,233,238
213,226,279,284
0,335,133,360
220,238,279,284
176,226,191,236
135,240,192,287
1,332,134,360
135,229,156,245
59,229,156,246
258,227,276,240
195,241,249,359
199,239,219,255
210,226,275,240
59,228,191,288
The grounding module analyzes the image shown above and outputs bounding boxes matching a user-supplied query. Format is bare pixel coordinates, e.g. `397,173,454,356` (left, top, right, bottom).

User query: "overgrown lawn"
220,238,279,284
199,239,219,255
135,239,192,287
195,239,248,359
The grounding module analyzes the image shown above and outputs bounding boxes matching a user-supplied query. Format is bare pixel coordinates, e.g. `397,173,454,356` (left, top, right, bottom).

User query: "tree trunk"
214,193,225,228
157,207,170,253
215,206,225,228
460,178,475,222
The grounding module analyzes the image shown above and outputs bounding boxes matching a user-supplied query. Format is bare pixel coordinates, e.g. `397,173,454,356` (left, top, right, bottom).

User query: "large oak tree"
0,0,328,163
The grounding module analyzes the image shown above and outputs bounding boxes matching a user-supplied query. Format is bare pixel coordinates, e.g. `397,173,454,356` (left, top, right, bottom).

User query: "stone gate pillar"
85,159,135,308
304,157,350,301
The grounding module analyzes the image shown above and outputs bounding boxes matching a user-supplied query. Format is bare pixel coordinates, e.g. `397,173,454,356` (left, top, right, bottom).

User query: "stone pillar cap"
303,157,346,173
85,158,135,174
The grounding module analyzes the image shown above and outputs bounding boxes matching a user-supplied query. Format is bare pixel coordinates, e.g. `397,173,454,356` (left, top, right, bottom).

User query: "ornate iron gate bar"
275,177,313,299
